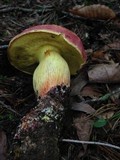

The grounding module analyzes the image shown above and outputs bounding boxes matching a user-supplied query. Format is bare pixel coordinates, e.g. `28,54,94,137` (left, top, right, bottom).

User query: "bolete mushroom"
8,24,86,97
7,25,86,160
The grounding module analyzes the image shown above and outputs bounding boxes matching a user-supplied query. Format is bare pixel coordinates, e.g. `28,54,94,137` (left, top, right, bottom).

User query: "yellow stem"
33,46,70,97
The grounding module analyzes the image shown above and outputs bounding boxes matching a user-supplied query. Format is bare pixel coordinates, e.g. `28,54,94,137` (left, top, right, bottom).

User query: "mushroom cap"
8,24,86,75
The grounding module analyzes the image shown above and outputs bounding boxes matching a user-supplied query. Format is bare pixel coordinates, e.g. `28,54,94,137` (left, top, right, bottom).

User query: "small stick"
86,87,120,103
0,101,21,116
0,45,8,49
0,7,52,13
62,139,120,150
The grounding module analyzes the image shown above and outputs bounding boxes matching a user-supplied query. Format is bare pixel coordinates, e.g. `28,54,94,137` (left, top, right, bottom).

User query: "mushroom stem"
33,46,70,97
8,25,86,160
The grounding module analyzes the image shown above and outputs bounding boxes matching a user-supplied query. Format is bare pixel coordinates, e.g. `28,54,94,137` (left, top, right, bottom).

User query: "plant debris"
0,130,7,160
69,4,116,20
88,63,120,83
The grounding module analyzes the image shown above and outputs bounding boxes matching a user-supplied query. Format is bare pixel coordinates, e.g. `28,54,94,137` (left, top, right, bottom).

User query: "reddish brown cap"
8,24,86,75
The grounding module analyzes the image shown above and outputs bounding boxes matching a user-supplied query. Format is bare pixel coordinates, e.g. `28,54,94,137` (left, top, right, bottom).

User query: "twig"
0,45,8,49
86,87,120,103
0,94,12,98
0,7,52,13
10,19,24,27
0,101,21,116
0,5,10,9
62,139,120,150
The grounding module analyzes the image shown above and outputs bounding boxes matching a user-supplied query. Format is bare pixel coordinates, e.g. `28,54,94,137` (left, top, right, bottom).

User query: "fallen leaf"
71,69,88,96
71,101,96,115
0,130,7,160
88,63,120,83
103,41,120,51
73,113,93,157
93,118,107,128
101,111,115,119
92,50,105,59
102,42,120,62
80,85,102,98
69,4,116,20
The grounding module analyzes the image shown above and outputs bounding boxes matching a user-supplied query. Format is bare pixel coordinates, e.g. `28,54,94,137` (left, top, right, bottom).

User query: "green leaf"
8,113,14,121
93,118,107,128
111,112,120,120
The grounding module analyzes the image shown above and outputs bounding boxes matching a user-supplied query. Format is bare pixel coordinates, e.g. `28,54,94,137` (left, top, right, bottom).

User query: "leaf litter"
0,130,7,160
88,63,120,83
0,0,120,160
69,4,116,20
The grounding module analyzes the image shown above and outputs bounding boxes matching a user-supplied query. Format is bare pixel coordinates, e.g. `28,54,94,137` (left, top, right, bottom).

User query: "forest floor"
0,0,120,160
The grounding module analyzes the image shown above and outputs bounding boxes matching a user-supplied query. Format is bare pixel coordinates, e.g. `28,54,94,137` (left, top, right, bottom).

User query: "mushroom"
7,25,86,159
8,24,86,98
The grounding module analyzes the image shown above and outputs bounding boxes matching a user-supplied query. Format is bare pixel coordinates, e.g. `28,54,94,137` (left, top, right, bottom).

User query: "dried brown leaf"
92,50,105,59
73,113,93,152
88,63,120,83
100,111,114,119
69,4,116,20
0,130,7,160
71,101,96,115
80,85,102,98
101,41,120,62
103,42,120,51
71,69,88,96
